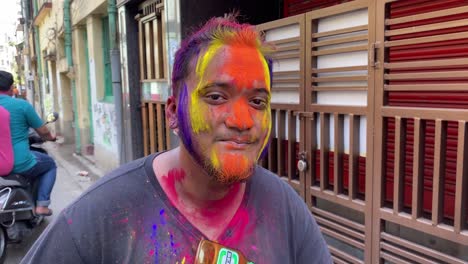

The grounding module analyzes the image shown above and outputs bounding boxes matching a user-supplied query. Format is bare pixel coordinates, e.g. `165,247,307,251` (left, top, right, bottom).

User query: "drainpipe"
33,28,44,117
22,0,33,106
108,0,124,165
31,0,43,116
64,0,82,154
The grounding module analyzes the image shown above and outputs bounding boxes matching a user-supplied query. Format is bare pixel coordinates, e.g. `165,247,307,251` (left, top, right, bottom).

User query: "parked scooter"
0,112,59,262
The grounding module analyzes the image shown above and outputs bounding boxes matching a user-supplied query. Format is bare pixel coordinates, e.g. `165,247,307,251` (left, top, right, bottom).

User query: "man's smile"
216,135,259,150
218,140,254,150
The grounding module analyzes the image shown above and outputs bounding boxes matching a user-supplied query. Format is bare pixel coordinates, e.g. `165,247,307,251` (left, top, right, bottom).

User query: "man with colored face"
22,16,331,264
175,41,272,185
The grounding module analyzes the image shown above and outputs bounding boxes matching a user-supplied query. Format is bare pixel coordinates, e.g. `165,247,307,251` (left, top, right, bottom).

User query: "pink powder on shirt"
219,206,251,245
160,168,186,205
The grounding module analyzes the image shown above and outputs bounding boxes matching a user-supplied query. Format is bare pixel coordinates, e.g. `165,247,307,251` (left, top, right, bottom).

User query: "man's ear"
7,85,13,96
166,96,178,129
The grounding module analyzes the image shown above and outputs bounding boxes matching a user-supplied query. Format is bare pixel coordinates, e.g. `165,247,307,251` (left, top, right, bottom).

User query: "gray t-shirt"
21,153,331,264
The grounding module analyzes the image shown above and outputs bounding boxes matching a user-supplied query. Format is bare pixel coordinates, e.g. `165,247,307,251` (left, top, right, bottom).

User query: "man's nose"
225,99,254,130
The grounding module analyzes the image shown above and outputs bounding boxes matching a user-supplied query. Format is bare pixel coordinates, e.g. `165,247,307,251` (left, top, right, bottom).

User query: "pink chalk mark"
219,206,251,245
160,168,186,206
198,183,241,220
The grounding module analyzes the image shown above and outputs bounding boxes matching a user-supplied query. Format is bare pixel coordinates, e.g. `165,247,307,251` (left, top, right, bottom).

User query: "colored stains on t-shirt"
159,168,252,246
160,168,186,206
219,206,251,246
149,207,187,262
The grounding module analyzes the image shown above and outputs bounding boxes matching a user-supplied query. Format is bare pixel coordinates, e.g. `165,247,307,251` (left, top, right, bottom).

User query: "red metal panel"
384,119,458,219
384,0,468,222
283,0,355,17
314,150,367,198
267,139,301,180
389,0,468,18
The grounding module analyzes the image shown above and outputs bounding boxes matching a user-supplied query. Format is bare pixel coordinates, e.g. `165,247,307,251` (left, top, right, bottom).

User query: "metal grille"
373,0,468,262
140,0,163,16
257,15,307,198
141,101,171,156
137,0,167,81
257,1,375,262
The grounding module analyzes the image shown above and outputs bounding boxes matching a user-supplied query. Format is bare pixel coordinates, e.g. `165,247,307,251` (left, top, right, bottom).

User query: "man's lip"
219,138,255,144
219,140,252,150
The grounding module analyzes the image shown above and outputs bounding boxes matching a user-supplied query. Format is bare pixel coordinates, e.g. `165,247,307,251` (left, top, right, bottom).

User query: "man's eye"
204,93,226,104
250,98,268,109
208,94,222,100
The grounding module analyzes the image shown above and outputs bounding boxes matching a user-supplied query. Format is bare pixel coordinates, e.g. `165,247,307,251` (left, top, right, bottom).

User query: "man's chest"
106,209,291,264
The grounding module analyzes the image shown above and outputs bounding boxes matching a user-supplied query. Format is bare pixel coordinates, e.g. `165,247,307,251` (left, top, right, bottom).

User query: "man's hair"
171,14,273,96
0,71,13,92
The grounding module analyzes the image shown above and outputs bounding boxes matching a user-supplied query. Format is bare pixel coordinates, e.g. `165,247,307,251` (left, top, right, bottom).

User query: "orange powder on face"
218,153,250,182
221,46,270,91
225,98,254,130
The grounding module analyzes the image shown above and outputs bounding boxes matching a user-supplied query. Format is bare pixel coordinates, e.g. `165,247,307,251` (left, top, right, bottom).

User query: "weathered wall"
72,26,93,152
36,0,64,131
70,0,107,25
86,15,119,172
37,0,119,171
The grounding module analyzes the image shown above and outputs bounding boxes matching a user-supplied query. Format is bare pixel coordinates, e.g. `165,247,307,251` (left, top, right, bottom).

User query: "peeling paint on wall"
93,102,117,152
44,94,53,116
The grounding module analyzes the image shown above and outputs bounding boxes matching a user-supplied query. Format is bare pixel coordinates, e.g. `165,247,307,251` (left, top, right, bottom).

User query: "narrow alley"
4,142,101,264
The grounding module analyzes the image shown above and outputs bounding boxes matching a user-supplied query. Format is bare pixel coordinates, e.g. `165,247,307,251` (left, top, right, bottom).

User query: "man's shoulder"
85,155,151,192
64,155,155,211
251,166,302,200
253,166,291,188
0,97,29,111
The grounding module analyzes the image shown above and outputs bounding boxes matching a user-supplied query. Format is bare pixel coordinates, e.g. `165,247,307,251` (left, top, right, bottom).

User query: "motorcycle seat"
0,174,30,187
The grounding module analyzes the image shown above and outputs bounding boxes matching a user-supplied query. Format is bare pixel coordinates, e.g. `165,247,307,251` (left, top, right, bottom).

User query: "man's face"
177,44,271,184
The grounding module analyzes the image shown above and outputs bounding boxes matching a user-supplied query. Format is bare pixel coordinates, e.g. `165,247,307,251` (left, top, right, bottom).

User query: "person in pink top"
0,105,14,175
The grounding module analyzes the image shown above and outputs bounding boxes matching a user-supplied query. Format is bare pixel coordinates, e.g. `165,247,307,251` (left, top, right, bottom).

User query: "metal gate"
258,0,468,263
136,0,172,156
372,0,468,263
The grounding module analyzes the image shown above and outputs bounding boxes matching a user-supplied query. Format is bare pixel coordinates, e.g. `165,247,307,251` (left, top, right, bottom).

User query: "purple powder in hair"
177,84,195,155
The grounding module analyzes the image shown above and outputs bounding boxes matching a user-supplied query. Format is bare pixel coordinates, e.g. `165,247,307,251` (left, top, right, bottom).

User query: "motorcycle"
0,112,59,262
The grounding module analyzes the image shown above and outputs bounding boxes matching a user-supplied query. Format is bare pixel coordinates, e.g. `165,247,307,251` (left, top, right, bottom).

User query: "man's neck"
160,146,244,205
153,146,247,240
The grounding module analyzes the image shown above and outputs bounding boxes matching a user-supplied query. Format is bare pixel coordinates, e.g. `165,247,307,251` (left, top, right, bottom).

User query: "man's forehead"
193,44,270,89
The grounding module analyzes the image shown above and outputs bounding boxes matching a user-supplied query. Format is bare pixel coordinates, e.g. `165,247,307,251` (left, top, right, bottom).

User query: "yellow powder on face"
257,109,272,160
189,42,224,134
258,51,271,91
210,147,220,169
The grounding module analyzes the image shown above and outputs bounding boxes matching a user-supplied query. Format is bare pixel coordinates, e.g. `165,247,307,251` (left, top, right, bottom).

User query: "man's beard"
177,126,256,184
200,152,255,185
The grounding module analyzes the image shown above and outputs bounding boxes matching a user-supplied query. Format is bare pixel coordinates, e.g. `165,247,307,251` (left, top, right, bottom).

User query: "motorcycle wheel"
0,227,6,263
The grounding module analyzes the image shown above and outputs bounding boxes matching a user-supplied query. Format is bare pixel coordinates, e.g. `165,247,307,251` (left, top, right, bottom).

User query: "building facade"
23,0,121,172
